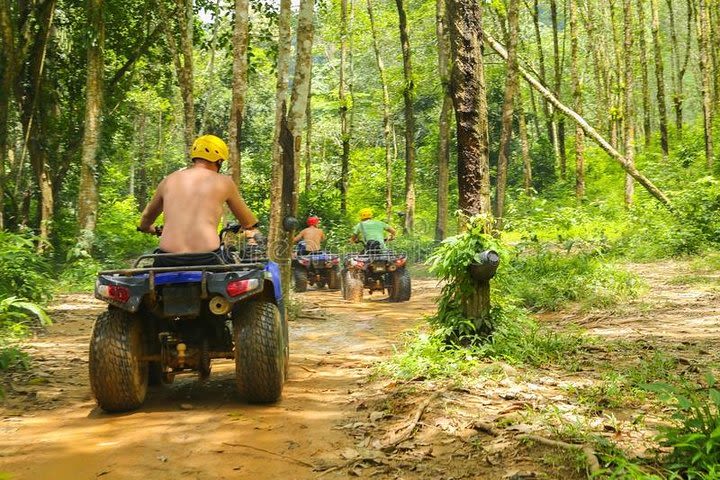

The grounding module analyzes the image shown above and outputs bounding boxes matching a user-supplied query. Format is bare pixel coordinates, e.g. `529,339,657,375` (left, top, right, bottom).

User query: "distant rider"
138,134,259,266
293,216,326,255
350,208,396,252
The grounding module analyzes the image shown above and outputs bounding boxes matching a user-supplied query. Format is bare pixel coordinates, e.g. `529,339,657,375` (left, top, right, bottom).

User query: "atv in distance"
292,242,341,292
89,224,289,412
341,244,411,303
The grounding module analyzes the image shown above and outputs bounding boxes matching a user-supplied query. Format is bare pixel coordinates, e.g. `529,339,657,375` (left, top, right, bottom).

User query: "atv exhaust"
209,295,231,315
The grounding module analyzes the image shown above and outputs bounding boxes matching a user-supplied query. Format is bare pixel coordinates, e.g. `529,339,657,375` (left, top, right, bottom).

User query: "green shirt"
353,219,390,248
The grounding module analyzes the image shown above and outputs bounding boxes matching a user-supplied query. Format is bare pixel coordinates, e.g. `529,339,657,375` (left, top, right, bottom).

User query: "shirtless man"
138,135,258,265
293,216,325,254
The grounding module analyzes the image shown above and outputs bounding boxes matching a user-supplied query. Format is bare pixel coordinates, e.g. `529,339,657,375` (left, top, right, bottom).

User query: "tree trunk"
305,75,312,192
549,0,566,177
435,0,451,241
485,33,672,208
579,0,611,135
530,0,553,150
199,0,221,136
268,0,291,267
447,0,492,221
623,0,635,207
711,3,720,110
636,0,652,148
696,0,714,169
569,0,584,200
367,0,394,223
0,0,16,230
650,0,670,159
228,0,249,188
339,0,350,214
517,91,533,195
77,0,104,248
395,0,416,234
494,0,519,229
667,0,693,136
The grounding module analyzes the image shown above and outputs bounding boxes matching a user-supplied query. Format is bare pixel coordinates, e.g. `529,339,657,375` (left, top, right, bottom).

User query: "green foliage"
94,196,158,262
0,231,53,303
645,374,720,479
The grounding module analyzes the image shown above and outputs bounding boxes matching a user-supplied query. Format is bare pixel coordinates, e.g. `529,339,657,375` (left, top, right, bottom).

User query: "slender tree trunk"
579,0,611,133
447,0,491,221
623,0,635,206
494,0,519,228
530,0,553,148
697,0,714,168
0,0,16,230
435,0,451,240
636,0,652,148
486,33,672,208
367,0,394,223
305,75,312,192
77,0,104,247
339,0,350,214
199,0,221,136
268,0,291,266
550,0,566,177
517,91,533,195
395,0,416,234
228,0,249,188
667,0,693,136
570,0,584,199
650,0,670,159
609,0,623,150
711,3,720,110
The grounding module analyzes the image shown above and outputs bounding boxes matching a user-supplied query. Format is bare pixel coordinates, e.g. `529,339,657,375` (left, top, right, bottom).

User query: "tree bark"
667,0,693,136
549,0,565,177
650,0,670,159
569,0,584,200
77,0,104,248
494,0,519,228
435,0,451,240
447,0,492,221
517,91,533,195
367,0,394,223
578,0,611,135
228,0,250,188
0,0,17,230
395,0,416,234
305,75,312,192
696,0,714,169
623,0,635,207
485,33,672,208
339,0,350,214
636,0,652,148
199,0,220,136
530,0,554,151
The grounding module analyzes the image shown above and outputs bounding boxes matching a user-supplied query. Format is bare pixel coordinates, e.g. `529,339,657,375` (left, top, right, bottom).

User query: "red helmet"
307,216,320,227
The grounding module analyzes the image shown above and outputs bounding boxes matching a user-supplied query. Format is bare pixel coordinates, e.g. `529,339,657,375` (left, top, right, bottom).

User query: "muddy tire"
293,267,308,293
233,301,286,403
343,271,364,303
390,268,412,302
328,267,340,290
89,308,148,412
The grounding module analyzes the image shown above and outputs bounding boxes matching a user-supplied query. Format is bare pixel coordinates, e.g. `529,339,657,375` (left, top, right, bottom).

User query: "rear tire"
89,308,148,412
233,301,286,403
293,267,308,293
328,267,340,290
390,268,412,302
342,271,364,303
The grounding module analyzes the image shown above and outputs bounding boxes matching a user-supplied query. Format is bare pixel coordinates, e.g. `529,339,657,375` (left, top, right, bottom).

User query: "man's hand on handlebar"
137,225,163,236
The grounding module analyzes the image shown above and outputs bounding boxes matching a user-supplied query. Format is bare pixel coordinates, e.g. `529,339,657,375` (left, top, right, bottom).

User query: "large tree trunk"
636,0,652,149
447,0,491,221
228,0,249,187
339,0,350,214
435,0,451,240
268,0,291,267
77,0,104,248
517,91,533,195
0,0,17,230
623,0,635,207
696,0,714,169
395,0,416,234
569,0,584,200
486,33,672,208
650,0,670,159
367,0,394,223
494,0,519,229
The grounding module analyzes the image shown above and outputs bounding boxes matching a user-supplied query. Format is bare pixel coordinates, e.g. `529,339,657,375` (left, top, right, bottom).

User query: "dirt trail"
0,280,439,480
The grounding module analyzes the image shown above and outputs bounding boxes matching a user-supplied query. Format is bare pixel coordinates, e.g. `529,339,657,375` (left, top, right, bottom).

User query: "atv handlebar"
137,225,163,236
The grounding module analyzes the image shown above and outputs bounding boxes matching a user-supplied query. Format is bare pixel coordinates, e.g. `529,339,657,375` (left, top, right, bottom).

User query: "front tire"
233,301,286,403
89,308,148,412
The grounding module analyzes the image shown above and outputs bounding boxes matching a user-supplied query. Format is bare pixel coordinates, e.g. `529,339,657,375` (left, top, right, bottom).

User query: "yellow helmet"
191,135,229,163
359,208,374,220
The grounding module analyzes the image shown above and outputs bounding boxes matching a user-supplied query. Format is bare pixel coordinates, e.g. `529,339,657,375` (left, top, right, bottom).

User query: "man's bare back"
293,226,325,252
139,163,257,253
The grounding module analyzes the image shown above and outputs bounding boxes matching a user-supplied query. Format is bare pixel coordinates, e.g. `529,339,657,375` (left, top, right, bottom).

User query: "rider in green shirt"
350,208,397,251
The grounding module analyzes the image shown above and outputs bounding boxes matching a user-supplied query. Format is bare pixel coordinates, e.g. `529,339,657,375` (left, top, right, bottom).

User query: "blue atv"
90,224,287,412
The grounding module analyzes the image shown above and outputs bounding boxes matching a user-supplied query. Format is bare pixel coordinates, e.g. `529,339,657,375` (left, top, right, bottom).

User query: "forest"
1,0,720,478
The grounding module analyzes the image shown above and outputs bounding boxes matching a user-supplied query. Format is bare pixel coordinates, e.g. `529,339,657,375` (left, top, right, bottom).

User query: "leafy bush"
94,196,158,263
0,231,53,303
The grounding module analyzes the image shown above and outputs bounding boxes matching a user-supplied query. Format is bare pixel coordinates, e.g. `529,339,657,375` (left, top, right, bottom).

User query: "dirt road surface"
0,280,439,480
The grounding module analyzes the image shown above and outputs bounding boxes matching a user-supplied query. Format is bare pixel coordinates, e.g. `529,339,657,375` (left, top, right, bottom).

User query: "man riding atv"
137,134,259,265
293,216,326,255
350,208,396,252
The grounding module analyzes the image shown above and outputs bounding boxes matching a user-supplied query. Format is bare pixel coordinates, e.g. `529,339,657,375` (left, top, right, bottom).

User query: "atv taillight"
332,258,340,265
395,258,406,267
226,278,260,297
299,258,310,266
351,259,365,268
98,284,130,303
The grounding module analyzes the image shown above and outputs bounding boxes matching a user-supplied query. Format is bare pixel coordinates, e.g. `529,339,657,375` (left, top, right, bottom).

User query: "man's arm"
293,229,305,243
384,225,397,240
138,180,165,233
226,178,259,228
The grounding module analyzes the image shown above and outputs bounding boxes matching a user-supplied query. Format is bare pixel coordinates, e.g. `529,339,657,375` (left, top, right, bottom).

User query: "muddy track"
0,280,439,480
